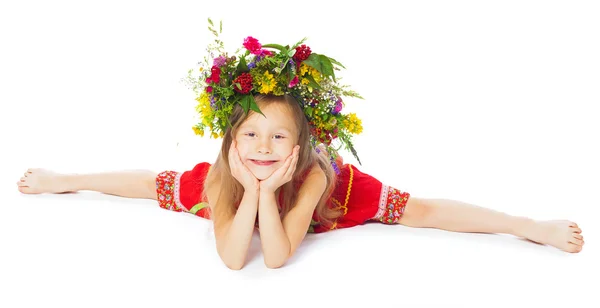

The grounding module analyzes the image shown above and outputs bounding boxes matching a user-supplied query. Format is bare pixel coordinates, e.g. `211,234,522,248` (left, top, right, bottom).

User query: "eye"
245,132,256,137
274,135,285,139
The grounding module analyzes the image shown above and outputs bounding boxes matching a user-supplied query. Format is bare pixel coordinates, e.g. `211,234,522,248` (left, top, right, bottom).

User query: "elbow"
264,255,288,269
221,254,245,270
217,248,246,271
224,261,244,271
264,260,285,269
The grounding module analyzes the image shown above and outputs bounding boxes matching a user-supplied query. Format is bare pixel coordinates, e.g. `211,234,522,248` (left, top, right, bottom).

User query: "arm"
258,168,326,268
212,189,259,270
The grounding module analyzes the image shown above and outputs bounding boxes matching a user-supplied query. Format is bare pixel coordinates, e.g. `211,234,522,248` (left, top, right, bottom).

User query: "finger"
571,227,582,234
573,233,583,240
285,147,299,179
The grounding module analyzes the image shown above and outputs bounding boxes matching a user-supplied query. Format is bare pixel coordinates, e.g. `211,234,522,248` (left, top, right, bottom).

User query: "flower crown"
182,19,364,165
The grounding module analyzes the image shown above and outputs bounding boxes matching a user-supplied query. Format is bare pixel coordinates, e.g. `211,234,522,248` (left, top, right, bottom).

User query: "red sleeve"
178,162,212,211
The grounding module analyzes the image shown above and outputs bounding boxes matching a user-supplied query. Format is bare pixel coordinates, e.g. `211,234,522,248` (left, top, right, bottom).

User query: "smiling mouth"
250,159,278,166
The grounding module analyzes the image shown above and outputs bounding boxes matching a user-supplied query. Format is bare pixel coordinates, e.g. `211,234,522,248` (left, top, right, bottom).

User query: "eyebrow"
239,124,295,135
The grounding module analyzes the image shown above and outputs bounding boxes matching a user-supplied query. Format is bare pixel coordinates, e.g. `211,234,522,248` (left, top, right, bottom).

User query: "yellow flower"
343,113,363,134
299,63,310,76
299,63,321,82
192,126,204,137
258,71,276,94
195,93,213,126
211,132,219,139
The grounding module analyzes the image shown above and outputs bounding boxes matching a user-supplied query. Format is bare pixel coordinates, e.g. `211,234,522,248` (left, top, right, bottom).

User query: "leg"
399,197,585,253
17,168,158,200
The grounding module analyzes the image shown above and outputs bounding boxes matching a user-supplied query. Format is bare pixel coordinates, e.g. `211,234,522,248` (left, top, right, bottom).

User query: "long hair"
201,94,342,230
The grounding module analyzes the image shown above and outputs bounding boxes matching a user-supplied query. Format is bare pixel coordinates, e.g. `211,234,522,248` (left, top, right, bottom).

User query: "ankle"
510,217,536,238
60,173,80,192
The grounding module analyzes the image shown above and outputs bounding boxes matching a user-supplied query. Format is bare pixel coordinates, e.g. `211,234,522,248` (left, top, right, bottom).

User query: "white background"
1,0,598,307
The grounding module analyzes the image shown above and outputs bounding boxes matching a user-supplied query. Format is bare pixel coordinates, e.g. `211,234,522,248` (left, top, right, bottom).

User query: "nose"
257,138,272,155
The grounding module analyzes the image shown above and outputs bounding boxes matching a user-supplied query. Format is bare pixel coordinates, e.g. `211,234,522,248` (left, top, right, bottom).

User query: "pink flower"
288,76,299,88
259,49,273,57
213,56,227,67
243,36,262,55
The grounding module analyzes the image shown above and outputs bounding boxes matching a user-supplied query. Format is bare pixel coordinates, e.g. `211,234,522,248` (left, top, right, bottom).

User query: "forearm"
258,191,291,268
216,191,259,270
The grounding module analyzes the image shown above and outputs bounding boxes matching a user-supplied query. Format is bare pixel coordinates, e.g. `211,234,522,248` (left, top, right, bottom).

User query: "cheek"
235,143,250,159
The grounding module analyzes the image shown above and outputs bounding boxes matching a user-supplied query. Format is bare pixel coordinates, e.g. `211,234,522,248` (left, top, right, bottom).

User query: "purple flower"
210,95,217,110
331,97,343,115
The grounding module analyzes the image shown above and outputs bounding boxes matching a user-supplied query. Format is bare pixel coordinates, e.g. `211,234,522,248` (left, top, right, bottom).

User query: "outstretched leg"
399,197,584,253
17,168,158,200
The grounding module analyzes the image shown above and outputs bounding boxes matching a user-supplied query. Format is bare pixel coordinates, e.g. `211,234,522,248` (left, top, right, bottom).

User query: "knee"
400,197,433,227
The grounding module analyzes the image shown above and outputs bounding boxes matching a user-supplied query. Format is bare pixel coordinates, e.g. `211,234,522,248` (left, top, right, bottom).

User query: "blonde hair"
202,94,342,230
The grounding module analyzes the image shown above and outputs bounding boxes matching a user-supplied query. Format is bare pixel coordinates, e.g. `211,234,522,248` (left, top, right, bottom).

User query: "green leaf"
248,96,264,116
208,18,214,27
236,56,249,74
240,95,251,113
305,75,322,90
219,20,222,33
287,66,295,84
303,54,322,73
318,55,335,80
327,56,346,69
262,44,286,52
305,106,314,116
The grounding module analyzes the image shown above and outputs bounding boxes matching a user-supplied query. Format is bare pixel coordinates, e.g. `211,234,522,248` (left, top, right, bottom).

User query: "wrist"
259,188,277,196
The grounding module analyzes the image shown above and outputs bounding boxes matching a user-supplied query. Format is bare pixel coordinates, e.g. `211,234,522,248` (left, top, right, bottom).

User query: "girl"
16,29,585,270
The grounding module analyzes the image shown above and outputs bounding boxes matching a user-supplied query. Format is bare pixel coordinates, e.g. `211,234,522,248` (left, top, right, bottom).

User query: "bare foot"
16,168,73,194
522,220,584,253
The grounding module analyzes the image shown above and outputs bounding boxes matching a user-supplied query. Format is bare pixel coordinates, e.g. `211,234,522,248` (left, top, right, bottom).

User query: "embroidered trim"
374,184,389,221
156,171,181,212
373,186,410,224
174,172,186,212
330,164,354,230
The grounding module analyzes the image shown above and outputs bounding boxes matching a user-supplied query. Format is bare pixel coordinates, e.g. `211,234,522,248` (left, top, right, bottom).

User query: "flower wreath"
182,19,364,168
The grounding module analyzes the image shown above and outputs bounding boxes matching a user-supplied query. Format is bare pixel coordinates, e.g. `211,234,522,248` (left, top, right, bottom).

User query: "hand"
229,140,260,193
259,145,300,194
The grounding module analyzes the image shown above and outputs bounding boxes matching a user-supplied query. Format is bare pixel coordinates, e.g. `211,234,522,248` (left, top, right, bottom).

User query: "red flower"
233,73,253,94
293,44,312,62
243,36,262,55
208,66,221,84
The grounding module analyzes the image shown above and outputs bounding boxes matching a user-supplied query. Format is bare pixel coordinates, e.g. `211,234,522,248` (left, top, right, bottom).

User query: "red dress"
155,162,410,233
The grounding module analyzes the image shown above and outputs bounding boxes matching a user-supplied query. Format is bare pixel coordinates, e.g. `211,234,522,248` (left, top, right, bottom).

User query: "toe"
569,237,584,246
573,233,583,240
564,243,583,253
18,186,31,194
571,227,582,234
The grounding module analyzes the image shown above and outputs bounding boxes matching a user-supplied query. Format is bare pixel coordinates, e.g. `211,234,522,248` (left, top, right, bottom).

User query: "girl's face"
234,103,299,181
